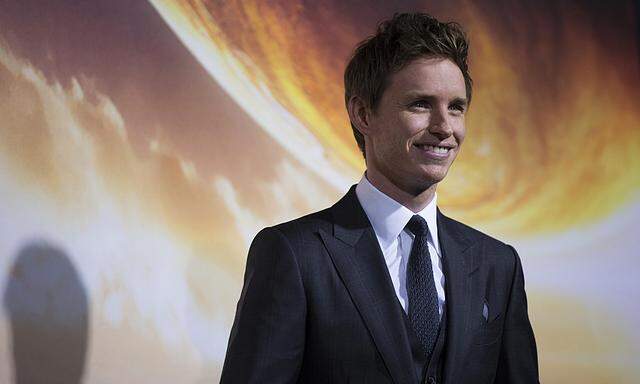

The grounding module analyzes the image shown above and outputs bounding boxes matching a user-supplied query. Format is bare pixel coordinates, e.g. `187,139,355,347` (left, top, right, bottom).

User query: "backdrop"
0,0,638,383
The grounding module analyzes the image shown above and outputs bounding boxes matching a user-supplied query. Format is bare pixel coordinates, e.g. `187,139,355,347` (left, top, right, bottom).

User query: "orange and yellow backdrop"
0,0,638,382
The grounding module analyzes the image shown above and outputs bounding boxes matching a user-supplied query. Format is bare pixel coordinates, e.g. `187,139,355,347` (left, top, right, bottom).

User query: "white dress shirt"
355,175,445,317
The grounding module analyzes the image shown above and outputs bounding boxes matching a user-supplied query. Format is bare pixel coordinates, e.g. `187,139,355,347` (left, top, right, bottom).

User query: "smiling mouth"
414,144,452,154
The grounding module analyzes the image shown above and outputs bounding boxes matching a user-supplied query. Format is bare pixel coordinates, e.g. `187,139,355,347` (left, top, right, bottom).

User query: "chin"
416,166,450,184
405,174,442,195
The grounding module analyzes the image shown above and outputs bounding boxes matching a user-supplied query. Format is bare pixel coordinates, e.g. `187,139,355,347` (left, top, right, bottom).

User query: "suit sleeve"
495,246,539,384
220,227,306,384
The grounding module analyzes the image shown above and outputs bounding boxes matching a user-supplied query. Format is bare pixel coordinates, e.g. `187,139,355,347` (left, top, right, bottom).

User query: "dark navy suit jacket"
221,186,539,383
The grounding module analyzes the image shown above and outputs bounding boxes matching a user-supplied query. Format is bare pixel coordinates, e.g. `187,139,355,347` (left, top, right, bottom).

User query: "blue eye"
449,104,465,113
411,100,430,109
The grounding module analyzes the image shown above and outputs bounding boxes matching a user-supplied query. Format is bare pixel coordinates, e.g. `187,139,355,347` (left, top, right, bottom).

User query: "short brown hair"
344,12,472,158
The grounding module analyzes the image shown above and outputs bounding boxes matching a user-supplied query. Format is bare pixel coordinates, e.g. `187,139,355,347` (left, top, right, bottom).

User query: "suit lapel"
437,209,479,384
318,186,417,384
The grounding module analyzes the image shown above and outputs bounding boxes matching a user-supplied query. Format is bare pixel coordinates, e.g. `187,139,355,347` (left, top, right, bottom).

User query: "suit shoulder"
257,207,332,248
441,213,515,254
443,215,521,277
274,206,332,232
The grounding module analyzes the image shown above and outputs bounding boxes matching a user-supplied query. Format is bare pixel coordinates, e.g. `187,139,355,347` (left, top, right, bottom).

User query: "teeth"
418,144,449,154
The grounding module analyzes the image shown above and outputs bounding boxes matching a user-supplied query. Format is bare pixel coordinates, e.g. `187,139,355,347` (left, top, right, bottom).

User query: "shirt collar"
355,174,440,254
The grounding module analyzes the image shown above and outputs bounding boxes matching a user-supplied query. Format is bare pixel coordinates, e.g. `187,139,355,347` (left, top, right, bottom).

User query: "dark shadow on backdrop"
636,0,640,69
3,241,89,384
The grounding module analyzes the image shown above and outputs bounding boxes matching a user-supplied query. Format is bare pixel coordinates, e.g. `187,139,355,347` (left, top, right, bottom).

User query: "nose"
428,107,453,138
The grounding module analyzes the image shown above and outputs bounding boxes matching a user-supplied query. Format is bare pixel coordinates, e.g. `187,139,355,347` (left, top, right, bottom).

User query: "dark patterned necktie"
406,215,440,356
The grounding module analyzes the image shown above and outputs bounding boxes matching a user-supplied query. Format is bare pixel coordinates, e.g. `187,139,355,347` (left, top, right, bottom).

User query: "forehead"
384,56,466,99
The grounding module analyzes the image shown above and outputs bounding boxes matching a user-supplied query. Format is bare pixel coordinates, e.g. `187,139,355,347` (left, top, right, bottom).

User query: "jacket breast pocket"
471,315,503,346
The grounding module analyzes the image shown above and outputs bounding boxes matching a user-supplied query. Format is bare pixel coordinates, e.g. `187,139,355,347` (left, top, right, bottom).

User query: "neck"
365,168,437,213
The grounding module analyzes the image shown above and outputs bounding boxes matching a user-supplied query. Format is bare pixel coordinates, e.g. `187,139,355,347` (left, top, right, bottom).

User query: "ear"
347,95,374,137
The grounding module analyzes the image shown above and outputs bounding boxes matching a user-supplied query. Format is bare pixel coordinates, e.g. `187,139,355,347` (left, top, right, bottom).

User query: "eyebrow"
450,97,468,107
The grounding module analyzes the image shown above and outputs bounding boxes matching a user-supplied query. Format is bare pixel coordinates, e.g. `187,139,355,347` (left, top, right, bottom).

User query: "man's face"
365,56,467,195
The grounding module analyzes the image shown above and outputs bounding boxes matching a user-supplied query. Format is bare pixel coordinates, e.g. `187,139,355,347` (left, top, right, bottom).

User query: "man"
221,12,538,384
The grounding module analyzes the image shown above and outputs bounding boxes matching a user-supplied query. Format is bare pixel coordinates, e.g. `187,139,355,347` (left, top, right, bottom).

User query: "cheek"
380,118,414,146
454,122,467,144
392,117,424,151
403,114,427,134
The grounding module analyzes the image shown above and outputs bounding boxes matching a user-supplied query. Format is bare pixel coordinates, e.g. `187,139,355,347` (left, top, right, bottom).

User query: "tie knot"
406,215,429,237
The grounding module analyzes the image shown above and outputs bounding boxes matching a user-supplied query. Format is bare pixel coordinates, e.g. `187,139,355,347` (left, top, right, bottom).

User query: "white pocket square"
482,299,489,322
